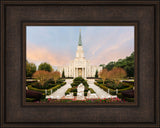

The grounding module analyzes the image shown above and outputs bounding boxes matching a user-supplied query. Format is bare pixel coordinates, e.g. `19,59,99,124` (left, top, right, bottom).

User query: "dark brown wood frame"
1,0,159,128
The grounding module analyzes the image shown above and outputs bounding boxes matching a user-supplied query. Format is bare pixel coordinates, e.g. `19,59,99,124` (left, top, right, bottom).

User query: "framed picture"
24,23,137,106
1,0,159,128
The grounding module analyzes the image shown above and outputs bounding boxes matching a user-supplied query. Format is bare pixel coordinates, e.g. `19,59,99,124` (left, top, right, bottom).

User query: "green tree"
102,52,134,77
105,61,115,71
38,62,53,72
26,60,36,78
114,52,134,77
62,69,65,78
95,70,98,78
99,64,105,69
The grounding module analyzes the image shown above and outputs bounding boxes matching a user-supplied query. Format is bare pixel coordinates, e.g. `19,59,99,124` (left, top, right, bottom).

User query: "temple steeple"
78,29,82,46
76,29,84,58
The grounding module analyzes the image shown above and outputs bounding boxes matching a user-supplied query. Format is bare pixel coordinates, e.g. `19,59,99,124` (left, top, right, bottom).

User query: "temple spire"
78,29,82,46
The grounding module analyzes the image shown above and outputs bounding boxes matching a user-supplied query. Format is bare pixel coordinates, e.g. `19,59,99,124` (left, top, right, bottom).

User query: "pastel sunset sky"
27,26,134,69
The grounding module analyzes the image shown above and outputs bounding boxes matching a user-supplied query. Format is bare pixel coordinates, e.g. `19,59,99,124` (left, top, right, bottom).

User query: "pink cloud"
87,32,134,65
27,43,72,66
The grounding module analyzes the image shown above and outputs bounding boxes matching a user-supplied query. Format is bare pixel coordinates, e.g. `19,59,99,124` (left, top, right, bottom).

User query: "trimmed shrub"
73,77,85,83
89,88,95,93
65,88,72,95
84,87,89,92
84,92,88,96
118,84,133,93
71,87,77,92
82,80,89,87
56,78,65,84
117,91,134,102
106,82,127,90
26,90,43,100
96,79,103,84
122,80,134,85
71,82,80,87
32,82,56,89
117,93,123,99
121,89,134,98
28,82,66,94
31,78,65,89
124,97,134,102
26,98,37,102
44,79,55,84
109,90,116,95
73,92,77,96
94,82,133,95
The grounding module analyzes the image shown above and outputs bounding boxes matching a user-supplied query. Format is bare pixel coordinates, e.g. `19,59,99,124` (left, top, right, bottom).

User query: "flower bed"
117,90,134,102
35,97,126,103
26,90,43,101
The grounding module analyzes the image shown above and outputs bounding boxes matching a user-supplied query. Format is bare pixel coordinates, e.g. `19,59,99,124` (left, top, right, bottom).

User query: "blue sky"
27,26,134,69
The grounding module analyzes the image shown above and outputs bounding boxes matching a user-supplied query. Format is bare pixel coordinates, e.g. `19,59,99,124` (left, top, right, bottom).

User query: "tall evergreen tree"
62,69,65,78
95,70,98,78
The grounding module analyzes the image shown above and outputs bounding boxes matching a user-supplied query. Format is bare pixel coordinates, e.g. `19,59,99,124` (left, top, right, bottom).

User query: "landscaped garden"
65,77,95,96
26,61,135,103
26,69,66,102
96,67,135,102
35,97,126,103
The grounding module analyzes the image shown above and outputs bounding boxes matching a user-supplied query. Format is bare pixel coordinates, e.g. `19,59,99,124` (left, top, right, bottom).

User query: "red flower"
48,98,51,101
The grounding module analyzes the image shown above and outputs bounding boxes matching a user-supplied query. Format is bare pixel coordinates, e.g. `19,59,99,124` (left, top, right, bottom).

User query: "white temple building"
57,30,102,79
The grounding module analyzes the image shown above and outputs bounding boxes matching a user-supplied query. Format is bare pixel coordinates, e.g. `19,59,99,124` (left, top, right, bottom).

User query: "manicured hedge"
65,86,78,96
122,80,134,85
82,80,89,87
26,90,43,100
117,93,124,98
94,82,133,95
89,88,95,93
73,92,77,96
84,92,88,96
105,82,128,90
26,98,37,102
65,88,72,95
124,97,134,102
117,91,134,102
94,82,115,94
31,78,65,89
73,77,85,82
71,87,77,92
95,79,113,84
71,82,80,87
28,82,66,95
84,87,89,92
121,89,134,98
32,82,56,89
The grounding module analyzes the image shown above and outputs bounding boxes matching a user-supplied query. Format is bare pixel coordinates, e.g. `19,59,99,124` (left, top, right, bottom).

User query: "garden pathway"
87,79,117,99
46,79,72,99
46,79,117,99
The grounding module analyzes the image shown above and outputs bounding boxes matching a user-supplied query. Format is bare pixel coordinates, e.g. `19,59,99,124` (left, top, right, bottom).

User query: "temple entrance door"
78,68,82,77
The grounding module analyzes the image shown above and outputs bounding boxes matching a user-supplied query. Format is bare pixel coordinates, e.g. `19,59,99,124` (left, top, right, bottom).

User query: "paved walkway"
46,79,117,99
87,79,117,99
46,79,72,99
